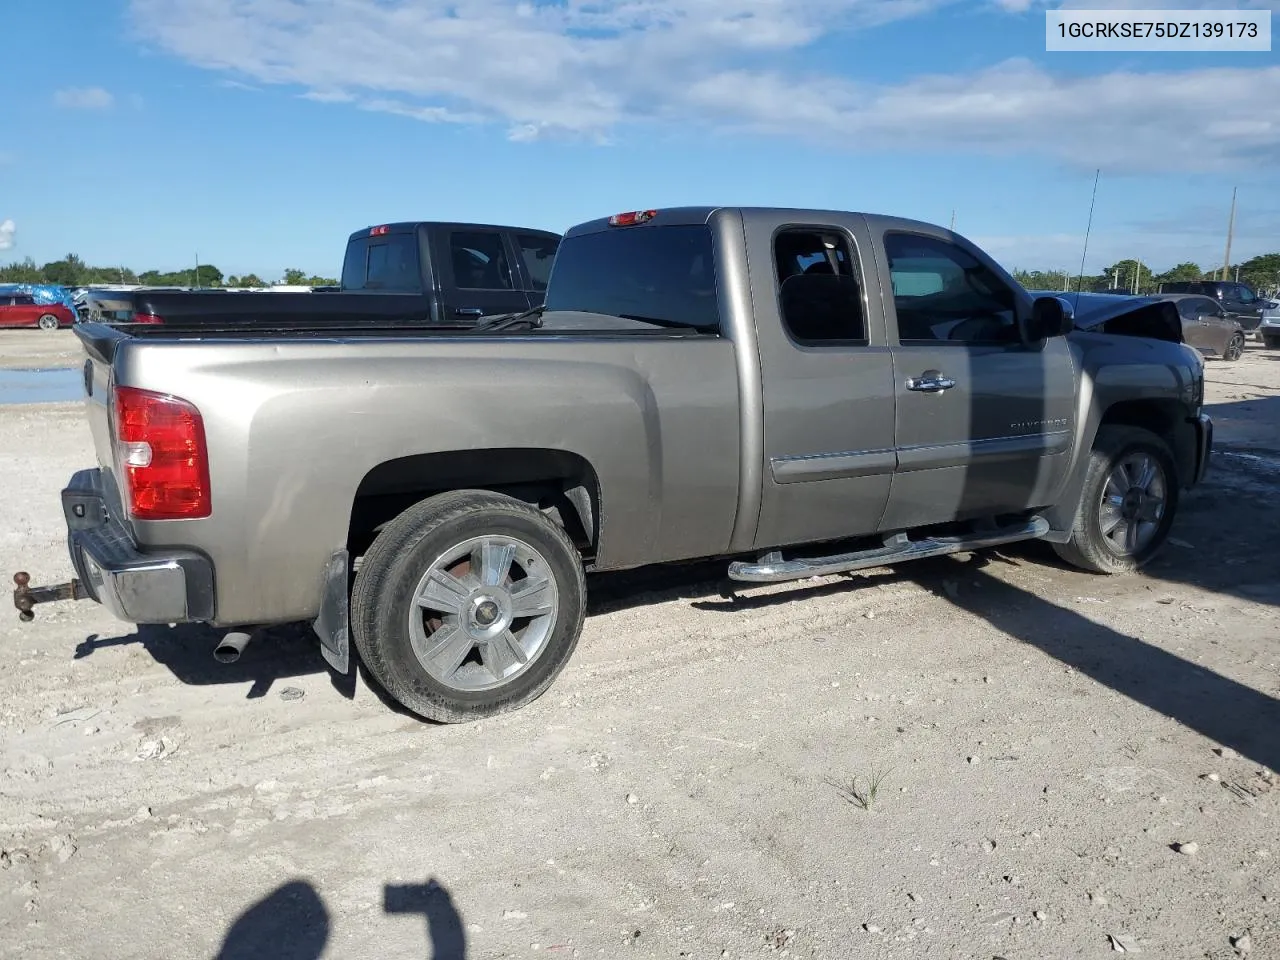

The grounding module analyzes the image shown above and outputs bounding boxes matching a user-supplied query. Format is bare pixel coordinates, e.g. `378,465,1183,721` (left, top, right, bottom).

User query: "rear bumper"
1190,412,1213,487
63,469,215,624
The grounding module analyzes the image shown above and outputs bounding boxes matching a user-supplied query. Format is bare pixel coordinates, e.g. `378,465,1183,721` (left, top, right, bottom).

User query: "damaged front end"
1030,291,1184,343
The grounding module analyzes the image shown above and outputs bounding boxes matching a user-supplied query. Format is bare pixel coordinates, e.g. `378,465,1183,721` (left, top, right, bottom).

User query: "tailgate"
74,326,125,478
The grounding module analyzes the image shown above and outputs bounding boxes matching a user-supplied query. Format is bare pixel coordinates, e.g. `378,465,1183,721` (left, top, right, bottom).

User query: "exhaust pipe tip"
214,629,254,664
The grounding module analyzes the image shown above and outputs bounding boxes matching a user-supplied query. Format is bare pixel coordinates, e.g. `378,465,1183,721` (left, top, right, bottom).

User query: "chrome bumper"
63,469,215,624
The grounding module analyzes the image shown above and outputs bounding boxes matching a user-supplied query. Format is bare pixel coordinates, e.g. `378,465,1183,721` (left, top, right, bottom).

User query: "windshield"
544,224,720,331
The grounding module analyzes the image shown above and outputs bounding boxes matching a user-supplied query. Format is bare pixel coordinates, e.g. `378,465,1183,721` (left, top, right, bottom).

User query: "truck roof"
563,206,957,239
346,221,563,242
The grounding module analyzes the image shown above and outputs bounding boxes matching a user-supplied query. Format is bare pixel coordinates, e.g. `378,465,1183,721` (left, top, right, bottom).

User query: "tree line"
0,253,338,289
1013,253,1280,297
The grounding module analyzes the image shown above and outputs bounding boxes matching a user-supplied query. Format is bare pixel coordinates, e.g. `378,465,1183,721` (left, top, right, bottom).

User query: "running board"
727,516,1050,584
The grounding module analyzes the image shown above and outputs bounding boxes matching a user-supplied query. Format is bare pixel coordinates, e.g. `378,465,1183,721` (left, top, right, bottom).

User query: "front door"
749,218,897,550
1221,282,1263,330
432,228,533,324
874,229,1078,531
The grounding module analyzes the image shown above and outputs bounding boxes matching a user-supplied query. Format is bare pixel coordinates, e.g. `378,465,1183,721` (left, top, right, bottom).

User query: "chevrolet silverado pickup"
82,221,561,328
14,206,1212,724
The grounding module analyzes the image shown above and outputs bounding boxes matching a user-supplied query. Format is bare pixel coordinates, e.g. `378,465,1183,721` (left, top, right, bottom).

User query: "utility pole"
194,253,201,289
1221,186,1236,281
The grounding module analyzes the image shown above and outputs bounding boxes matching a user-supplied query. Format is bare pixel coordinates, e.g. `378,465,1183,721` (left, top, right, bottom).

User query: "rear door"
747,215,897,549
12,295,41,326
432,227,532,323
875,227,1078,530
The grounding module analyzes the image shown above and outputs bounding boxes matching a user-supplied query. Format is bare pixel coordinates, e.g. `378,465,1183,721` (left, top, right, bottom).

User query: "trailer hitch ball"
13,572,35,622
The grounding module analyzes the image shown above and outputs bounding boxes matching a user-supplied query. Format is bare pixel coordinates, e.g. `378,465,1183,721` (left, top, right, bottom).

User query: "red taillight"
608,210,657,227
112,386,211,520
370,225,390,236
131,313,164,324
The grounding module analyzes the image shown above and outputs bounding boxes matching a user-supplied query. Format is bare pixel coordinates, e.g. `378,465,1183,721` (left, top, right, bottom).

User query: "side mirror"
1028,296,1073,340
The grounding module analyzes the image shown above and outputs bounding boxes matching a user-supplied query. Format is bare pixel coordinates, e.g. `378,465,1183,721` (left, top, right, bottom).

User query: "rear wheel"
1223,332,1245,361
351,489,586,723
1052,426,1179,575
37,314,59,330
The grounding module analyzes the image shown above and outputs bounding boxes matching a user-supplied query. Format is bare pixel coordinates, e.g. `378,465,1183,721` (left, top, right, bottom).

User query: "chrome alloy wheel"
408,535,559,692
1098,452,1168,556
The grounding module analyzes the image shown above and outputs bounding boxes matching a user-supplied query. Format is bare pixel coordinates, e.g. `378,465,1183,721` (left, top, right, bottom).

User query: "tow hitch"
12,572,90,622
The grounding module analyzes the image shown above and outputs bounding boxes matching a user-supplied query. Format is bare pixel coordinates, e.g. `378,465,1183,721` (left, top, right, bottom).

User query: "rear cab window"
341,231,423,292
544,223,720,332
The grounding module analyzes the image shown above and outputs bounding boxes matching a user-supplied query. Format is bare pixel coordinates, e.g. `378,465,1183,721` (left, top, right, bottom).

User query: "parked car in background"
1036,290,1244,362
1152,294,1246,361
0,294,76,330
1157,279,1267,337
1259,299,1280,349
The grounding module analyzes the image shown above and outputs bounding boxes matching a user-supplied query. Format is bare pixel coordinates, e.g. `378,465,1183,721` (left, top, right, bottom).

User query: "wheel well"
347,448,600,561
1098,398,1196,484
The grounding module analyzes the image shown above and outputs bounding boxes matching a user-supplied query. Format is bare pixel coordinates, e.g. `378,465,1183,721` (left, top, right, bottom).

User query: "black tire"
37,314,59,331
1264,335,1280,350
351,489,586,723
1223,333,1244,361
1052,425,1180,575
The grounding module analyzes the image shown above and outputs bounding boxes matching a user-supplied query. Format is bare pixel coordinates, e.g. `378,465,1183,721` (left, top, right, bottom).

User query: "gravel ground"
1,344,1277,960
0,331,83,371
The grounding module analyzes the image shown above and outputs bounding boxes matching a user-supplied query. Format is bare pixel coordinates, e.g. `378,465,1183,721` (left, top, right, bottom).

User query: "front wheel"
1264,335,1280,350
37,314,60,331
1052,425,1180,575
351,490,587,723
1223,333,1245,361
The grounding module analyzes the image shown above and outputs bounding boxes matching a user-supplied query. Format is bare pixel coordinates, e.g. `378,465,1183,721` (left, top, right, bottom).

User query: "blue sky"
1,0,1277,281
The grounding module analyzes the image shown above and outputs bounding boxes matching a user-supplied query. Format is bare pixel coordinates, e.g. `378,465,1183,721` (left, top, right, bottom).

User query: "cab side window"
885,233,1019,345
450,231,513,290
772,229,866,344
514,232,558,292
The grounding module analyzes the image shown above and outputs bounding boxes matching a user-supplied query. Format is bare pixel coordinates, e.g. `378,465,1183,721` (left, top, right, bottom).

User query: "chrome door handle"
455,307,484,317
906,372,956,393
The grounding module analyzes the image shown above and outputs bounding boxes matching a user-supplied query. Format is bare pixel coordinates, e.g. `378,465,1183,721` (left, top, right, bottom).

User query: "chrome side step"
727,516,1050,584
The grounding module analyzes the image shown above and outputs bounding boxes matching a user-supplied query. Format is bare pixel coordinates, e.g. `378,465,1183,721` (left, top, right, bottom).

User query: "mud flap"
313,550,350,675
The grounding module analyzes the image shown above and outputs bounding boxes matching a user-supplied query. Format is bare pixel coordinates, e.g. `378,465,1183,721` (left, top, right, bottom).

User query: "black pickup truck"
83,221,561,328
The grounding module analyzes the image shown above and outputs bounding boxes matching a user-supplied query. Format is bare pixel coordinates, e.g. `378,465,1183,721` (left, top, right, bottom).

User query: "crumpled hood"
1027,290,1182,342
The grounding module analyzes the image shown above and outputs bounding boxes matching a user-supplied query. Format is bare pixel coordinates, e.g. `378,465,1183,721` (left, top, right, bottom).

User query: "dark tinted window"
773,228,865,343
544,224,719,331
885,232,1018,344
13,295,35,306
514,233,558,292
450,231,513,290
341,234,421,291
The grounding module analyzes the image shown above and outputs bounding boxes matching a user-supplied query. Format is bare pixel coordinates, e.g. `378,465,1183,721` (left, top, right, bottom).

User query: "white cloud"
53,86,115,110
129,0,1280,172
0,219,15,252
